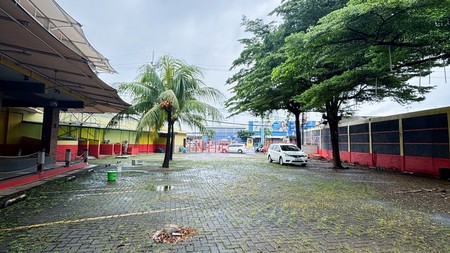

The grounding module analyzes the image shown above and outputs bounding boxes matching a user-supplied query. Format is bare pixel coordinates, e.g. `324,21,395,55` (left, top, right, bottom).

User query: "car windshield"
280,145,300,151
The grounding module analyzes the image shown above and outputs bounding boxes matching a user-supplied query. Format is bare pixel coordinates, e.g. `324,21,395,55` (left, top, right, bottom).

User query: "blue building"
188,120,318,146
188,127,246,143
249,120,318,145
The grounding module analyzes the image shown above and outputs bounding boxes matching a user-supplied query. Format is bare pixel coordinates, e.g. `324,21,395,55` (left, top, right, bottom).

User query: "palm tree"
114,55,223,168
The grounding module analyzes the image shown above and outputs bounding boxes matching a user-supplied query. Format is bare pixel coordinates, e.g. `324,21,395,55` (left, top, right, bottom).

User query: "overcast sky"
57,0,450,122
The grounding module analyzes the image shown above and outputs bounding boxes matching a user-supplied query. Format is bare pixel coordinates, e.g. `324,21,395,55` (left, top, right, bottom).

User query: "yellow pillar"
369,121,372,154
399,118,404,157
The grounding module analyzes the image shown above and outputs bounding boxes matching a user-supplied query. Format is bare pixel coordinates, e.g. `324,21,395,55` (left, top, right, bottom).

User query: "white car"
267,143,308,166
227,143,246,153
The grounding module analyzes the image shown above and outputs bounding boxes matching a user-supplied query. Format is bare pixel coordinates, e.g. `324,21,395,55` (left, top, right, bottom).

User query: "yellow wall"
155,127,186,145
59,112,138,129
0,110,7,144
0,109,42,144
57,126,159,145
138,131,155,145
1,109,186,148
102,128,139,144
57,140,78,146
174,132,186,147
21,122,41,140
155,137,166,145
58,125,79,140
22,110,44,122
6,112,25,144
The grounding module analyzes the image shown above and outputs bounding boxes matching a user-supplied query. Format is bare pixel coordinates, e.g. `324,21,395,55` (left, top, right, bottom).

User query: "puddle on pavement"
370,199,397,210
431,214,450,227
156,185,174,191
114,170,149,178
371,200,450,227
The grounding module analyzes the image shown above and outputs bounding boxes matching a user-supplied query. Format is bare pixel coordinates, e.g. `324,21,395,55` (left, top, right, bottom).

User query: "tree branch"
346,26,372,39
376,41,424,48
392,53,450,70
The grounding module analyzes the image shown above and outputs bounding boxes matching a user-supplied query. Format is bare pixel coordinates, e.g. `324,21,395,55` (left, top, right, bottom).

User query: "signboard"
272,121,281,131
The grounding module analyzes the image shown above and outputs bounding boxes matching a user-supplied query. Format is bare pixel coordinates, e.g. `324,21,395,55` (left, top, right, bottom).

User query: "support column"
41,106,60,164
348,125,351,163
399,118,405,171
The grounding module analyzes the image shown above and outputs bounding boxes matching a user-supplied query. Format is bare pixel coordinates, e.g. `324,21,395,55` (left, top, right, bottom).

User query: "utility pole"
261,116,265,147
301,112,306,146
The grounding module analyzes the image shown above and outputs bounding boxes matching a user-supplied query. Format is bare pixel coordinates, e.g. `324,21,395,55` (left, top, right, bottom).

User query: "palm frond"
136,105,164,134
178,113,207,133
191,86,225,102
112,55,224,145
181,100,223,121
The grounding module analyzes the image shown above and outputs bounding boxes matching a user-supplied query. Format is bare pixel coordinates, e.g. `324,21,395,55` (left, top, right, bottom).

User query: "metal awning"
0,0,129,113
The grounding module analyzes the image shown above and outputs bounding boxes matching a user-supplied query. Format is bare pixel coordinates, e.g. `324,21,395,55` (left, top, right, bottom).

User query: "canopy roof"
0,0,129,113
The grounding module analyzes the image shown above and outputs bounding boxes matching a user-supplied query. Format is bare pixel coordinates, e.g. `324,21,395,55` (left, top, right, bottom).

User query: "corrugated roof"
18,0,116,74
0,0,129,113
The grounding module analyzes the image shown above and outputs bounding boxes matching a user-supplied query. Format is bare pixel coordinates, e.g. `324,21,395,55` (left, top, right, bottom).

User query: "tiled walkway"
0,153,449,252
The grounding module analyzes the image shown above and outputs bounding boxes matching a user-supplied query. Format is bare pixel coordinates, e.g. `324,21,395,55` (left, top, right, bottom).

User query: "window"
280,145,300,151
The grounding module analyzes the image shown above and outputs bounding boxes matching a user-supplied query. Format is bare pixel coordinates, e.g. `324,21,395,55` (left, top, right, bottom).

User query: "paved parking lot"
0,153,449,252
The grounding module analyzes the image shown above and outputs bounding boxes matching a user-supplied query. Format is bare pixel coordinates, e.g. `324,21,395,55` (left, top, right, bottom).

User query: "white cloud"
56,0,450,122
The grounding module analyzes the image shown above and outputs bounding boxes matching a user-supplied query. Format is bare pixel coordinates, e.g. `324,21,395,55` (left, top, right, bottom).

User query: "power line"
204,119,248,126
204,119,274,128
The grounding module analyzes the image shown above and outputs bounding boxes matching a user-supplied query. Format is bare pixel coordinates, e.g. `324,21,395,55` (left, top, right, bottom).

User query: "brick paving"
0,153,449,252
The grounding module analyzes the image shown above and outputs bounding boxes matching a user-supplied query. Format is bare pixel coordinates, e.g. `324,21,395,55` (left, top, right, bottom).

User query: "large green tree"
227,1,347,148
116,55,223,168
277,0,450,168
226,17,307,146
237,129,255,140
226,17,282,116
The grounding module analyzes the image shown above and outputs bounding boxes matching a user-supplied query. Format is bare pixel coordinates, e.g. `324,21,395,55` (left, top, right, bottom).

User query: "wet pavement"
0,153,449,252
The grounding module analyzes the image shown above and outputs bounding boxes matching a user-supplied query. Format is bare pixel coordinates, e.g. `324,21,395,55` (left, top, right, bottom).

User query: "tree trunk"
286,103,302,149
326,101,344,169
294,111,302,149
169,121,175,160
162,109,172,168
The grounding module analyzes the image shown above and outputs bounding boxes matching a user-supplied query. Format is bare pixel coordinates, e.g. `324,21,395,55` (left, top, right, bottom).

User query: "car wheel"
268,155,273,163
300,163,307,167
279,157,284,165
238,149,243,153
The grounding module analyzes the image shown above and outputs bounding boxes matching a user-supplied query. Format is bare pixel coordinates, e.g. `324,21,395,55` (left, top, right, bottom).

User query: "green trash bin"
107,171,117,181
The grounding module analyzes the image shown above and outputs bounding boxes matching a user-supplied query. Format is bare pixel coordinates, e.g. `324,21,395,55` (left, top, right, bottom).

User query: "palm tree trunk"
162,109,172,168
169,121,174,160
